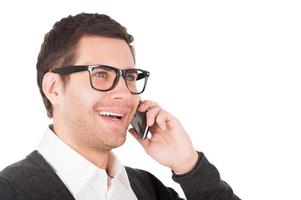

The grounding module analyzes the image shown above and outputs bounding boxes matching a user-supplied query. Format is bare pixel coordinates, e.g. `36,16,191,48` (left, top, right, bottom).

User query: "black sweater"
0,151,240,200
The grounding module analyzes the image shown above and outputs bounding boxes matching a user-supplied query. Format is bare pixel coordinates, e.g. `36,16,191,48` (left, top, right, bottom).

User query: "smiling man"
0,13,240,200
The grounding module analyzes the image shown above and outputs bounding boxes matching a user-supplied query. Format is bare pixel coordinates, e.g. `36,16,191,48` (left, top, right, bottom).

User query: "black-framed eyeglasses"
51,65,150,94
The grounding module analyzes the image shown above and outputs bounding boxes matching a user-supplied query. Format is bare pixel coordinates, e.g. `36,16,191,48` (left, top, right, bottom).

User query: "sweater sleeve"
171,152,240,200
0,177,19,200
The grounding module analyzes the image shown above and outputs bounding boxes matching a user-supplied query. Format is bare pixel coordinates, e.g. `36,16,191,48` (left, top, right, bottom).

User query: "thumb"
128,128,150,150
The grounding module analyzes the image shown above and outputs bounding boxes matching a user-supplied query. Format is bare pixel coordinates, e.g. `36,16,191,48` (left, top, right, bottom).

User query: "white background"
0,0,300,199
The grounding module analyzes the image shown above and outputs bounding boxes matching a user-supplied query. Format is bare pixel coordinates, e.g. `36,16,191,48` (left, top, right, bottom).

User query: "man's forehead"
73,35,135,69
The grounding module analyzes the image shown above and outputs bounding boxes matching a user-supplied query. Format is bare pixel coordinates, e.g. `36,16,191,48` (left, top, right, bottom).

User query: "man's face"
55,36,139,151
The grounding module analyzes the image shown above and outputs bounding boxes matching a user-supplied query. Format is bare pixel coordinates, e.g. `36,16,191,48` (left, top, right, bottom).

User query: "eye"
126,73,138,81
94,71,108,78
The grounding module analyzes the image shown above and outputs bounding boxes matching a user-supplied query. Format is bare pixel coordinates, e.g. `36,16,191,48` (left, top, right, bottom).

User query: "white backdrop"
0,0,300,199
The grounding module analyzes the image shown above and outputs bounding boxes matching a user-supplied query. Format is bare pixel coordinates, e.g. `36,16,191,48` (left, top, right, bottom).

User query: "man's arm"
171,152,240,200
129,100,240,200
0,177,19,200
126,152,239,200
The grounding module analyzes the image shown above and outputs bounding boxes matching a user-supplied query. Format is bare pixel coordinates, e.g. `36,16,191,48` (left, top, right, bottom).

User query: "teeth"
98,111,124,117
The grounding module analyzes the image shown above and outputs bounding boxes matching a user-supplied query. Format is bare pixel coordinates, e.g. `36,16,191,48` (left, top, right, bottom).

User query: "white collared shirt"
37,127,138,200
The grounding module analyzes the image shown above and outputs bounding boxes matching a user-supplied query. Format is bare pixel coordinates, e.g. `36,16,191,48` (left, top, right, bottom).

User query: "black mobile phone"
130,110,150,140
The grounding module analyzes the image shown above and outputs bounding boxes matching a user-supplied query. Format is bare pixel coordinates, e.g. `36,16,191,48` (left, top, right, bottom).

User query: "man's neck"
50,123,110,170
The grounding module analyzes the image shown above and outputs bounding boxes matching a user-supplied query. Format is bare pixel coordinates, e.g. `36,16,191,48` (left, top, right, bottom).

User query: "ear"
42,72,64,105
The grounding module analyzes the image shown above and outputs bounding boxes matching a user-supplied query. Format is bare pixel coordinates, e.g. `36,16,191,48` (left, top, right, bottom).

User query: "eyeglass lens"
91,66,146,93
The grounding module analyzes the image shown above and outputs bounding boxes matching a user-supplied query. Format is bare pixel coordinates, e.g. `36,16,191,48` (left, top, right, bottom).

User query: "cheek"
129,97,140,117
72,92,101,114
60,83,95,115
60,91,82,117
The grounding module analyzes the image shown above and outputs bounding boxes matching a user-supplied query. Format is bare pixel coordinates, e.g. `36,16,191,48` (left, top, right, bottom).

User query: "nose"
110,76,132,100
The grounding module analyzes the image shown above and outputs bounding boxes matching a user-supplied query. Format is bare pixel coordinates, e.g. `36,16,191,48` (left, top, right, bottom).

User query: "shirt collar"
37,126,131,196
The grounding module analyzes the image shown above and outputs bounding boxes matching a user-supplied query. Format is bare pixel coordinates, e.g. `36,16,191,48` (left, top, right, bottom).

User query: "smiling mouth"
97,111,124,120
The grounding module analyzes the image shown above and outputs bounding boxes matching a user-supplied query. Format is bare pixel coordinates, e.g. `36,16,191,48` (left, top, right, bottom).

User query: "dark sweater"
0,151,240,200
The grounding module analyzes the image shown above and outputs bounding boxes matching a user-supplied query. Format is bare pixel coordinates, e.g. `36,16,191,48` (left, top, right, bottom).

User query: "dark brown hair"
36,13,135,118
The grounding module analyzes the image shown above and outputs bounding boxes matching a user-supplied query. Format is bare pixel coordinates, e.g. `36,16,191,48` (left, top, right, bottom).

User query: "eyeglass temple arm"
52,66,88,75
137,72,150,80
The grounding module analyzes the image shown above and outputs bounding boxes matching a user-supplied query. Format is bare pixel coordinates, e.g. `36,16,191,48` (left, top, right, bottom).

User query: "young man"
0,13,240,200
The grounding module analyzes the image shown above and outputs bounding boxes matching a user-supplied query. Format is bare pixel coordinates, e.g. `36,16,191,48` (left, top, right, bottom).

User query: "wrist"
171,151,199,175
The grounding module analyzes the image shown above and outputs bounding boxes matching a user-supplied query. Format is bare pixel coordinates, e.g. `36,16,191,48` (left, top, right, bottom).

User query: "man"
0,13,240,200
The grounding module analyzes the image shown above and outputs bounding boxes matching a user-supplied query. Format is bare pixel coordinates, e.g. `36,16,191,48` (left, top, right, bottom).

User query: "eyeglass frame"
51,65,150,94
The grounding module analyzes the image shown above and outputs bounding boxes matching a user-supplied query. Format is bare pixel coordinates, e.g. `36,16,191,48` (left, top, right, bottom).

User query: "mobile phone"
130,110,150,140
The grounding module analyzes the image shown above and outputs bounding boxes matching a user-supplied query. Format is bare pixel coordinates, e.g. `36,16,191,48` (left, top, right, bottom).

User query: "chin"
103,134,127,150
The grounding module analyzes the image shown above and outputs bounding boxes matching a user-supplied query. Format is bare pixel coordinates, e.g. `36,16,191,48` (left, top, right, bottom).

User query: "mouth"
96,110,127,126
98,111,124,120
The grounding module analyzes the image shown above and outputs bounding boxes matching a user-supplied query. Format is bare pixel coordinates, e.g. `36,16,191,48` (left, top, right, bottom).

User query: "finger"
155,109,168,130
128,128,150,149
138,100,159,112
145,105,161,127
